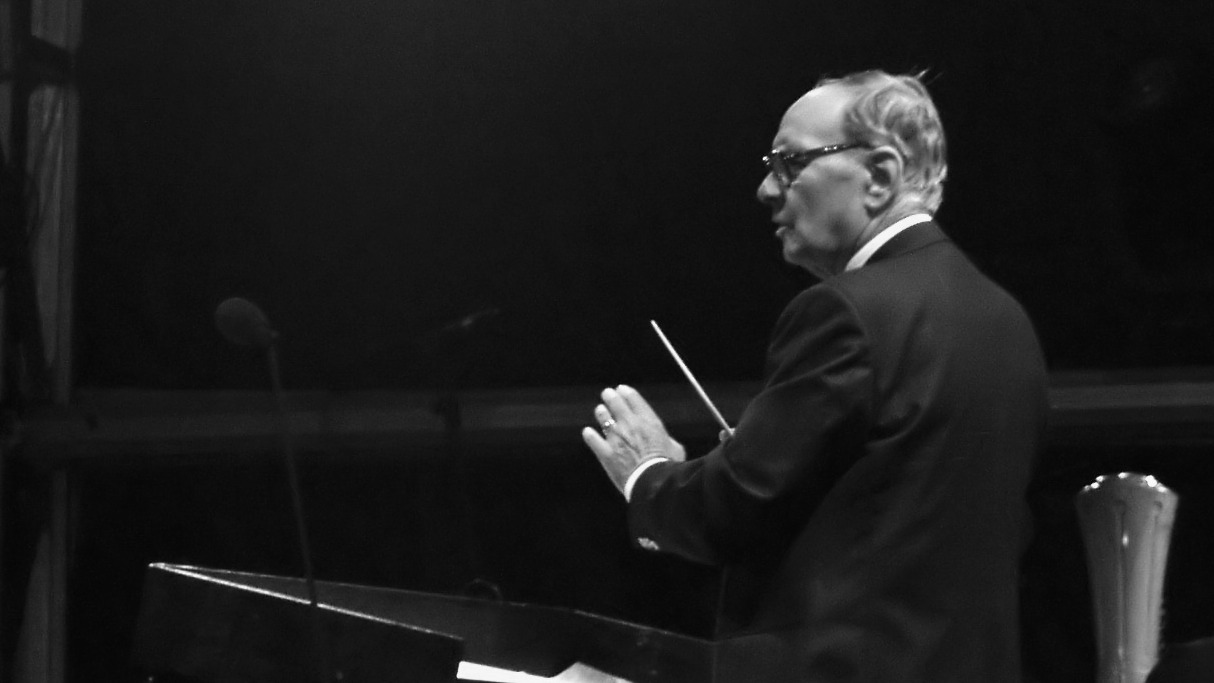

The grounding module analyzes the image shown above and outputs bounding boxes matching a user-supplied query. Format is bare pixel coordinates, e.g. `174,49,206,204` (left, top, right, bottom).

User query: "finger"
581,426,613,458
616,384,660,421
600,387,633,421
593,405,622,438
593,404,613,426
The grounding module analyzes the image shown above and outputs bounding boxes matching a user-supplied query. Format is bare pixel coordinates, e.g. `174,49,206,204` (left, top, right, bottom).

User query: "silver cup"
1075,472,1179,683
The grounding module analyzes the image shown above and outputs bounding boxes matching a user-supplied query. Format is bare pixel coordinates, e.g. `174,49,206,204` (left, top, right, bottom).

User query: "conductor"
582,70,1048,682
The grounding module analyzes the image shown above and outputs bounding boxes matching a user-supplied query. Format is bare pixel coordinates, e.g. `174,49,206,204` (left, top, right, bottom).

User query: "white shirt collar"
844,213,933,272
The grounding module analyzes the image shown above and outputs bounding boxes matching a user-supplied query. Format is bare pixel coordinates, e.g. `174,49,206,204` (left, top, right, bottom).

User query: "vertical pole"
9,0,83,679
46,469,67,683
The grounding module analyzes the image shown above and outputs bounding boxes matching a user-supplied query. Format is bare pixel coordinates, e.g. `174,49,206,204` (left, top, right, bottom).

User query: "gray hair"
817,70,948,213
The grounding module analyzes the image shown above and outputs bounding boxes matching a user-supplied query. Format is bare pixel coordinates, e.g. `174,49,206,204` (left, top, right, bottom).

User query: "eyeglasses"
762,143,867,187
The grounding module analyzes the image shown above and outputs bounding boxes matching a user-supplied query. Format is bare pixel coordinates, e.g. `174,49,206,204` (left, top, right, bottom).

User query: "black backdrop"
74,0,1214,391
48,0,1214,681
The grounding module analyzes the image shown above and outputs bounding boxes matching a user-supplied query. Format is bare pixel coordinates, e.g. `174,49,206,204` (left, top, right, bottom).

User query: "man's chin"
782,249,830,280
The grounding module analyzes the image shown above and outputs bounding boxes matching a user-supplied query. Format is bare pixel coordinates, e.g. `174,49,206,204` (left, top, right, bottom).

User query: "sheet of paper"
458,661,630,682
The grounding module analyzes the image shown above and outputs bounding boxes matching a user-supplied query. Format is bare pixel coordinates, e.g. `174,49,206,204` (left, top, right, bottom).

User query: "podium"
132,563,717,683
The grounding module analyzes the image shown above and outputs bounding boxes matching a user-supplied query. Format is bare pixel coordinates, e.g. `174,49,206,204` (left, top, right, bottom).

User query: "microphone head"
443,307,501,336
215,297,278,348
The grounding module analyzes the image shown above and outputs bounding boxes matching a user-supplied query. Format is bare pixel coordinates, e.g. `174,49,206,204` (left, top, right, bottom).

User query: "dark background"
74,0,1214,391
35,0,1214,680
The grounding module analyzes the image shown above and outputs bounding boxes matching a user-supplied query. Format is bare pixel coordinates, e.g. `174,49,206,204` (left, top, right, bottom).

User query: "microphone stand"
431,333,491,597
266,341,332,683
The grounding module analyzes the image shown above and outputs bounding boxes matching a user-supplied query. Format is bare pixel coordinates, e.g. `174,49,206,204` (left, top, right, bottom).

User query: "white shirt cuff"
624,458,669,502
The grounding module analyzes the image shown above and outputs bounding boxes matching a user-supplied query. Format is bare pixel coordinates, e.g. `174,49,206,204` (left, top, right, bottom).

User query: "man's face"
757,85,870,278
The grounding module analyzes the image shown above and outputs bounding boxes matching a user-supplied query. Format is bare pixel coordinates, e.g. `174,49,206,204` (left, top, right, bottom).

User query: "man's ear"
864,146,903,213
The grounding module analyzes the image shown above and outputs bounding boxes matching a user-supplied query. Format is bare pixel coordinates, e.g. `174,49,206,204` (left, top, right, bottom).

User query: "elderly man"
582,71,1048,682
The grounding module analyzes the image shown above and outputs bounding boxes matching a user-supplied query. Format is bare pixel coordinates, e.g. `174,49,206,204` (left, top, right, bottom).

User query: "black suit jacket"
629,222,1048,682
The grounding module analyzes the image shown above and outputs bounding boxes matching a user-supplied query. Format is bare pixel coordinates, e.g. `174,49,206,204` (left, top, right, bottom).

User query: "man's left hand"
581,384,686,494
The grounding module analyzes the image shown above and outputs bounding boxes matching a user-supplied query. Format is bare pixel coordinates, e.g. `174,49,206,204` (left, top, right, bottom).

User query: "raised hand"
581,384,686,494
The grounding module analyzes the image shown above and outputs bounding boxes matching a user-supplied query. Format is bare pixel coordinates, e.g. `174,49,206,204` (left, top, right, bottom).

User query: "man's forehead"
773,84,852,146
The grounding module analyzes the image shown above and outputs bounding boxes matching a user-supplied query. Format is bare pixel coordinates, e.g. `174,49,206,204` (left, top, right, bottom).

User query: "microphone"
418,306,502,366
437,306,501,338
213,297,331,682
214,297,279,348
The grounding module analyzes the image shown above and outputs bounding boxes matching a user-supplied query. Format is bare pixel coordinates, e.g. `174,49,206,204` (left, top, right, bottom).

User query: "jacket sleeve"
627,284,874,565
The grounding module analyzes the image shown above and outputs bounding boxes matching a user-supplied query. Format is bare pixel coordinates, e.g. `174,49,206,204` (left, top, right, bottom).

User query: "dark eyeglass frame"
762,142,868,187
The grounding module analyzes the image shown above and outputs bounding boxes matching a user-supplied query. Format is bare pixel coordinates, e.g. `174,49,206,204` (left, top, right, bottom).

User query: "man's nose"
756,173,782,206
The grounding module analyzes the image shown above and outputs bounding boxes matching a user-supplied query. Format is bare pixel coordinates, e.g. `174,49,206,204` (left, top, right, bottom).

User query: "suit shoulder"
773,282,869,339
